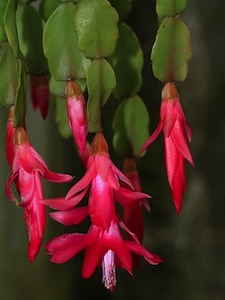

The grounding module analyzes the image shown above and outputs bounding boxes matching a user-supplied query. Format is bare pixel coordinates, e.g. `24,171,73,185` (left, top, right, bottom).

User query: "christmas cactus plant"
0,0,193,291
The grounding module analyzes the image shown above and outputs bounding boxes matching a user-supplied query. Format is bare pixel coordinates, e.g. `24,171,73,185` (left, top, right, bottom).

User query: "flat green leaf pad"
108,22,143,99
74,0,119,58
87,58,116,132
151,17,192,82
0,43,19,106
43,2,90,81
113,95,149,157
156,0,188,17
16,3,48,75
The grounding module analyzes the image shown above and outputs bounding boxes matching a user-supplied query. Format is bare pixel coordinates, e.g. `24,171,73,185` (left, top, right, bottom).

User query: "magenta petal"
103,222,133,275
106,168,120,190
50,206,89,226
15,145,47,174
82,240,104,279
43,169,73,183
18,169,36,207
89,176,115,229
171,159,186,213
161,101,177,137
95,154,111,181
184,120,192,142
171,121,194,167
5,171,19,202
117,216,140,244
42,187,88,210
115,188,151,208
46,233,86,263
111,162,134,190
126,241,162,265
66,164,95,199
164,136,180,188
140,121,163,154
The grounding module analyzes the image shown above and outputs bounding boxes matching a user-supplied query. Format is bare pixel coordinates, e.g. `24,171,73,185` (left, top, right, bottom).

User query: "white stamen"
102,250,116,291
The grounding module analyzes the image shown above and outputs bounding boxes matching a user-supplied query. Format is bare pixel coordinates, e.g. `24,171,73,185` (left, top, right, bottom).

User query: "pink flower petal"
66,163,95,199
164,136,180,188
126,241,162,265
89,176,115,229
82,240,105,279
95,154,111,181
50,206,89,226
171,120,194,167
161,100,177,137
43,169,73,183
46,233,86,263
41,188,88,210
140,121,163,154
115,188,151,208
5,171,19,203
102,221,133,275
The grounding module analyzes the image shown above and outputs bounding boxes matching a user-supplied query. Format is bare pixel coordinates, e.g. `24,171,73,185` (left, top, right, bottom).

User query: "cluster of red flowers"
5,80,193,290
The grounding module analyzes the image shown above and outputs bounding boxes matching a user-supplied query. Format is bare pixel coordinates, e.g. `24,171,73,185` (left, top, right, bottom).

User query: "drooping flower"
65,80,90,166
44,132,162,290
121,157,150,267
141,82,194,213
29,74,49,119
5,126,73,262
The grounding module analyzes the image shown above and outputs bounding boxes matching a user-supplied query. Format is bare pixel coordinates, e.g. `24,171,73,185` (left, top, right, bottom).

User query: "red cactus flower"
65,80,90,166
141,82,194,213
44,132,162,290
29,75,49,119
5,127,73,262
121,158,150,267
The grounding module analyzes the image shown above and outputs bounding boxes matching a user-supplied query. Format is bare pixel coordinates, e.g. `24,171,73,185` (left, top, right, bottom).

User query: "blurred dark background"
0,0,224,299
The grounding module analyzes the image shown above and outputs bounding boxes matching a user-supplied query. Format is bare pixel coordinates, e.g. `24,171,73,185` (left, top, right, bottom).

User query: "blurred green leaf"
49,77,86,98
16,3,48,75
113,95,149,157
74,0,119,58
14,56,27,127
156,0,188,17
54,96,71,139
0,43,20,106
87,58,116,132
0,0,7,43
4,0,20,57
151,17,192,82
19,0,37,3
109,0,132,21
108,22,143,99
43,3,90,81
39,0,60,20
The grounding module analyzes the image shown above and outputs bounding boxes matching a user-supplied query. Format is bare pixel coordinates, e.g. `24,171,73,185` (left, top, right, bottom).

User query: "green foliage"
74,0,119,58
0,43,20,106
14,56,27,127
49,77,86,98
18,0,37,3
151,16,192,82
39,0,60,21
156,0,188,17
54,96,71,139
109,0,132,21
113,95,149,157
0,0,7,43
43,2,90,81
4,0,20,57
108,22,143,99
87,58,116,132
16,3,48,75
